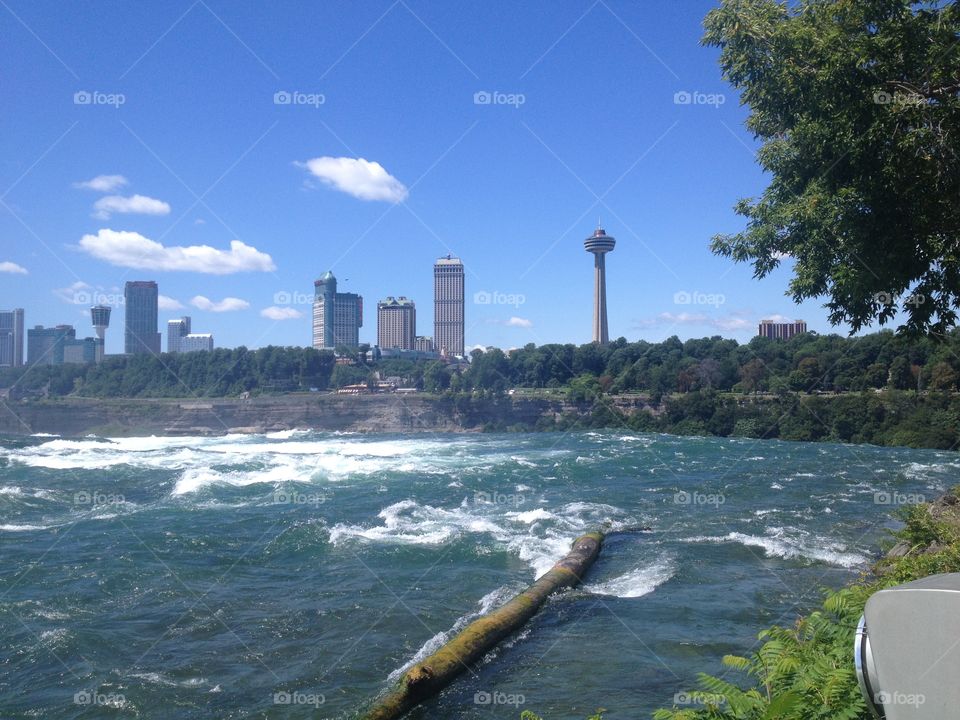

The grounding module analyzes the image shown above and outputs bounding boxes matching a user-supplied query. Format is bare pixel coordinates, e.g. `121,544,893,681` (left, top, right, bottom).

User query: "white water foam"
506,508,555,524
329,500,506,546
128,672,210,688
263,429,312,439
330,498,639,578
171,465,314,495
586,558,675,598
683,526,867,568
0,523,53,532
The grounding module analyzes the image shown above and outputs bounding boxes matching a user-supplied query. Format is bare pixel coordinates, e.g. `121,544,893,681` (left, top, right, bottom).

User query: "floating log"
359,530,604,720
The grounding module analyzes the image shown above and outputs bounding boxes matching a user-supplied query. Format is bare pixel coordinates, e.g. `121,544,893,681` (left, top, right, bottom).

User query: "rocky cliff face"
0,394,603,437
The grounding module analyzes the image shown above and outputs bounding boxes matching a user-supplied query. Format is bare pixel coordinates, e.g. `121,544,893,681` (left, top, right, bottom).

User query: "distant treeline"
3,330,960,397
1,332,959,449
467,330,960,396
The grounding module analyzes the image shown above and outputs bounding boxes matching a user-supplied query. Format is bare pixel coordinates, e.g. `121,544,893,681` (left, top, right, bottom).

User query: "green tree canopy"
705,0,960,334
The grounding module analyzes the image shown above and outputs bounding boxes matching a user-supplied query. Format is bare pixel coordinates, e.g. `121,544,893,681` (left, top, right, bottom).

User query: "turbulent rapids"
0,430,956,718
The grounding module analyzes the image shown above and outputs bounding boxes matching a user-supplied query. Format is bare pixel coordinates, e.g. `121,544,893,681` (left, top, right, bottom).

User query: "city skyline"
1,1,862,356
3,263,813,364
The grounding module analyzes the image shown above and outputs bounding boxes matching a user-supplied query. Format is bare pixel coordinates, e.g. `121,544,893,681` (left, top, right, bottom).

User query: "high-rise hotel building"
758,319,807,340
124,281,161,355
167,316,191,353
433,255,464,356
0,308,24,367
313,272,363,349
377,297,416,350
27,325,75,365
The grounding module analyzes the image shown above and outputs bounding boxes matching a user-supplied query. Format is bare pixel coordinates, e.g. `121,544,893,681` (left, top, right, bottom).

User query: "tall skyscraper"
313,272,337,350
124,281,160,355
0,308,24,367
758,319,807,340
433,255,464,356
584,225,615,344
333,293,363,348
377,297,416,350
312,272,363,350
27,325,75,365
167,316,191,353
90,305,111,362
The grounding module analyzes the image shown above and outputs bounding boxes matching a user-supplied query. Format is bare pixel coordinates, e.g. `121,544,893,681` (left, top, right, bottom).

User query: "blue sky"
1,0,842,354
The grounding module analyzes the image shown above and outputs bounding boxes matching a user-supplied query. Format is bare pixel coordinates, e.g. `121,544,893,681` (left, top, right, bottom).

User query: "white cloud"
506,316,533,328
159,295,185,311
298,156,408,202
78,229,276,274
74,174,128,192
637,311,751,332
92,194,171,219
53,281,92,304
260,306,302,320
713,316,751,331
191,295,250,313
0,261,27,274
762,314,793,323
